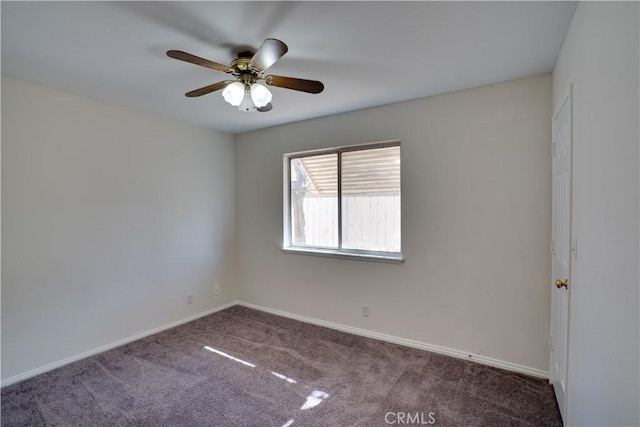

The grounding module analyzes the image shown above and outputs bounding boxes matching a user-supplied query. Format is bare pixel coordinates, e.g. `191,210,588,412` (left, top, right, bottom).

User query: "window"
283,141,402,263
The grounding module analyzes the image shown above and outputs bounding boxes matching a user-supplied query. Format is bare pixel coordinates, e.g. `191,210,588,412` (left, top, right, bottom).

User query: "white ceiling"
1,1,577,134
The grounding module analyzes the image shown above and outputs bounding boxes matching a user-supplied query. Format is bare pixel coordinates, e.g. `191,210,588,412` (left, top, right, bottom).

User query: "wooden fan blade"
186,81,234,98
167,50,232,74
265,75,324,94
257,102,273,112
250,39,288,71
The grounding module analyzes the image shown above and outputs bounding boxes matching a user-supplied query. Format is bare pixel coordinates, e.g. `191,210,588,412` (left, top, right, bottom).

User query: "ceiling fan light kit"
167,38,324,113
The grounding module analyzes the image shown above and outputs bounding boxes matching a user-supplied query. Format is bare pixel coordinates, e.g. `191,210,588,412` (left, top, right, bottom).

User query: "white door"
550,86,572,422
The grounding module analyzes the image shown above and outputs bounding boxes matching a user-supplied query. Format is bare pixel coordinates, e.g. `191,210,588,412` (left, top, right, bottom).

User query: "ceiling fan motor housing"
231,57,252,73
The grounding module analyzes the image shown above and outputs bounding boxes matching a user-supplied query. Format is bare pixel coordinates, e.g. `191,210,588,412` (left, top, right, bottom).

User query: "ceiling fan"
167,38,324,112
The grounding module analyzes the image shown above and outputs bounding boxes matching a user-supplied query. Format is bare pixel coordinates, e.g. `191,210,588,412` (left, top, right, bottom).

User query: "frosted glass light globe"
250,83,272,108
238,90,256,112
221,82,245,106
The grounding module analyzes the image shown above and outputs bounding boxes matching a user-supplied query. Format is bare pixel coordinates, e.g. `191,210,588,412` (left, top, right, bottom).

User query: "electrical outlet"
214,285,221,296
362,305,369,317
187,294,193,304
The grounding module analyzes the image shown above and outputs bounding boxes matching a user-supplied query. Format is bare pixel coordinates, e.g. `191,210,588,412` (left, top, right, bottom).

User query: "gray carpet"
1,306,561,426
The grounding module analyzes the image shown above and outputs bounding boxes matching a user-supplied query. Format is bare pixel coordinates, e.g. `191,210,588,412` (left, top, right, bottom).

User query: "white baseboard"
237,301,549,379
0,301,237,388
2,300,548,387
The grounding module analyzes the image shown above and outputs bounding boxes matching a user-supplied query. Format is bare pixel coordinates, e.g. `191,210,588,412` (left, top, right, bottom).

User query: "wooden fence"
293,194,401,252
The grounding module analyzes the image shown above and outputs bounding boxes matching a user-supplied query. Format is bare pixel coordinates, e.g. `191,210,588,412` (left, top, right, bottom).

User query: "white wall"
235,75,552,373
552,3,639,426
1,77,237,381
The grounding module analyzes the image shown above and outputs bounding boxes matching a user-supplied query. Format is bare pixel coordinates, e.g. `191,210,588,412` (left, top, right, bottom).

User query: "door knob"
556,279,568,289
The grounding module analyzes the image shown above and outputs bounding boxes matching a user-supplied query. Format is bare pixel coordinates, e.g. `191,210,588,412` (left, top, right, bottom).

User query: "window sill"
282,247,404,264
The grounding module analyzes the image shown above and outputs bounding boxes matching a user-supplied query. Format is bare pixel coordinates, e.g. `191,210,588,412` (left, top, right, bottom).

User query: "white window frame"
282,140,403,263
